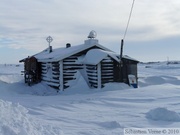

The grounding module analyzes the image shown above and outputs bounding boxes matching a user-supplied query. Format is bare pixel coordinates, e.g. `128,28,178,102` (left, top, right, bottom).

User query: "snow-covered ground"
1,62,180,135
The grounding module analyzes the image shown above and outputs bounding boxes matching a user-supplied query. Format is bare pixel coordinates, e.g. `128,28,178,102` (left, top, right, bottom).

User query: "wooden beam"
59,60,64,91
97,63,101,89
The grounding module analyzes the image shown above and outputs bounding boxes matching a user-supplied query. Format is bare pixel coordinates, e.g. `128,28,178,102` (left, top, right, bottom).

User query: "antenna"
123,0,136,40
120,0,136,82
120,0,136,59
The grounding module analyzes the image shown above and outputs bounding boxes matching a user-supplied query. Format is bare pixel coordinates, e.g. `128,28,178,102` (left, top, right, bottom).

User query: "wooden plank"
87,74,97,77
52,74,59,78
101,72,113,75
97,63,101,88
63,76,75,79
41,66,46,69
52,72,60,75
101,70,113,73
53,77,59,80
86,66,96,69
101,76,113,79
59,60,63,91
89,81,97,85
102,78,113,81
63,67,83,70
52,68,59,72
88,77,97,81
86,69,97,73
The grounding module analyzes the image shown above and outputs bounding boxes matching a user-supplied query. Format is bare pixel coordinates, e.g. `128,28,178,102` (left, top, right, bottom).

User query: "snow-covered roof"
20,30,138,63
33,39,112,62
83,49,119,65
122,55,139,62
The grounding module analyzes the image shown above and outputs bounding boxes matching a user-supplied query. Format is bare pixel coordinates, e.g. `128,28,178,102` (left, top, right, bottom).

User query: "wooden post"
97,63,101,89
120,39,124,60
120,39,124,82
59,60,64,91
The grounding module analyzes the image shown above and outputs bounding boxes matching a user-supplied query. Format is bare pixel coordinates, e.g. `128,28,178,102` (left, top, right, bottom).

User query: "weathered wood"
97,63,101,88
88,77,97,81
63,66,81,69
59,60,64,91
86,67,97,70
101,66,113,69
89,81,97,85
86,70,97,73
102,72,113,75
87,74,97,77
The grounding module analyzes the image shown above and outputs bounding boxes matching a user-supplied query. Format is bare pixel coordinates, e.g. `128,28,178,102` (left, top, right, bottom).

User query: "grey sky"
0,0,180,63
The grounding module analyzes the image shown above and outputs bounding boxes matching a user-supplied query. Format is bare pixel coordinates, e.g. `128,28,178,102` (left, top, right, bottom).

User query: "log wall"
101,57,114,85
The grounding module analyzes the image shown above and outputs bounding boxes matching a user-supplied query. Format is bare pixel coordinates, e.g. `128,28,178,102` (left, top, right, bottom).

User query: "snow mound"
146,107,180,122
98,121,122,129
0,64,23,83
0,99,63,135
0,74,23,83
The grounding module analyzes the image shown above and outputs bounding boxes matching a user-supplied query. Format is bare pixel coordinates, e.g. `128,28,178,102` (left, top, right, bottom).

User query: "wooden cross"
46,36,53,47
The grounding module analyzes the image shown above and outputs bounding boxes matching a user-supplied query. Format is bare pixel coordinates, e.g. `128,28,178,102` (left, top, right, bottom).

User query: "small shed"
20,31,139,90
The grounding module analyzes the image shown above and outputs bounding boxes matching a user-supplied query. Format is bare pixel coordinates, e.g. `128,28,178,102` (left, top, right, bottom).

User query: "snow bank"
0,75,23,83
146,107,180,122
97,121,122,129
0,64,23,83
0,99,63,135
138,75,180,87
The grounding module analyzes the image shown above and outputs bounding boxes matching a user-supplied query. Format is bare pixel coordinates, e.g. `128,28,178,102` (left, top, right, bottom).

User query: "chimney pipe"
66,43,71,48
49,46,52,53
120,39,124,59
119,39,124,82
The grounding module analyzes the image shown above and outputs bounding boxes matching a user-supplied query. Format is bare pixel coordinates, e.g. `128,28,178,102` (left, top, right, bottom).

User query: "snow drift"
1,63,180,134
0,99,63,135
146,107,180,122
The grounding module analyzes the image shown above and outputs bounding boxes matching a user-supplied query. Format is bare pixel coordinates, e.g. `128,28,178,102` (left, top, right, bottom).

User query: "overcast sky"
1,0,180,63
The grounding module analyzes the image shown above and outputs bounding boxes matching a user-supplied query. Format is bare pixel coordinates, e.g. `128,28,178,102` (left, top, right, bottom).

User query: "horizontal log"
52,68,59,72
52,72,60,75
102,76,113,79
88,77,97,81
86,64,96,66
102,80,113,83
64,66,82,69
102,78,113,81
86,67,97,70
101,72,113,75
64,70,77,73
101,66,113,69
101,70,113,73
52,64,59,66
52,74,59,78
64,76,75,79
86,70,97,74
89,81,97,85
63,73,76,76
87,74,97,77
41,66,47,70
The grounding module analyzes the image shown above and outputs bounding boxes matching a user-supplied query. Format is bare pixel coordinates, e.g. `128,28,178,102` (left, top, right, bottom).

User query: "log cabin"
20,31,139,90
